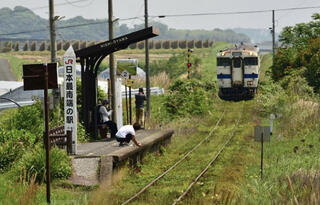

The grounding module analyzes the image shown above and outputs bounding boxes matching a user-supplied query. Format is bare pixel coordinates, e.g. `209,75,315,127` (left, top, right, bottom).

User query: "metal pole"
129,75,132,124
125,84,129,124
260,132,264,179
44,64,51,203
144,0,150,118
272,10,275,66
108,0,117,124
187,51,190,79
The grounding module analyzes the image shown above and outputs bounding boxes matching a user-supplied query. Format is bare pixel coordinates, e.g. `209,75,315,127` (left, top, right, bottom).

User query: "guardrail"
122,87,164,98
0,100,35,110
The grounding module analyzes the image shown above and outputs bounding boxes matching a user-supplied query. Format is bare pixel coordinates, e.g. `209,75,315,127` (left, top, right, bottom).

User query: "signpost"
64,46,77,154
118,59,137,125
23,63,58,204
254,126,270,179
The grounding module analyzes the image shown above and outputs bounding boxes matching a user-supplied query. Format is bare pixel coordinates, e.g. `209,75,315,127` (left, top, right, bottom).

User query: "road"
0,58,15,81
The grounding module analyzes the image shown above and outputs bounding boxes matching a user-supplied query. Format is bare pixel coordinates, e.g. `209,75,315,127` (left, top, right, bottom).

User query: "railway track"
172,110,242,204
120,103,243,205
120,110,226,205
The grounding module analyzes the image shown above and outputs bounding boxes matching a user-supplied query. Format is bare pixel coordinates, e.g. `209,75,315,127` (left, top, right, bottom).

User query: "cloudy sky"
1,0,320,31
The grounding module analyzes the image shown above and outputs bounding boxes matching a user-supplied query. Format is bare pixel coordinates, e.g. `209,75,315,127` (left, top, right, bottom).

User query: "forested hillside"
0,6,250,42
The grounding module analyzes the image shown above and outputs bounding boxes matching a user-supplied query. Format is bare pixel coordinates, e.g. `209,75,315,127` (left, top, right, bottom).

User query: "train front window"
244,57,258,65
217,58,231,66
233,58,241,68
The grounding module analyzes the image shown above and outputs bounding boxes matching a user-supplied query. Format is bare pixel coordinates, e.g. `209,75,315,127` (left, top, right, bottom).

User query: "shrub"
14,42,20,51
129,42,137,49
80,41,87,49
155,41,162,49
30,41,37,51
0,139,24,172
72,40,80,50
171,40,178,49
57,41,62,50
39,41,46,51
195,40,202,48
162,40,170,49
148,40,154,49
179,40,187,49
164,79,215,118
23,41,29,51
12,146,72,183
203,40,209,48
63,41,71,50
137,41,144,49
187,40,194,48
11,102,43,136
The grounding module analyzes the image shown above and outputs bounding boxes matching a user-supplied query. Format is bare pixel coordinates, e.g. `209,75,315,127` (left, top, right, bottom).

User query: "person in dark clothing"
135,88,147,127
99,99,118,138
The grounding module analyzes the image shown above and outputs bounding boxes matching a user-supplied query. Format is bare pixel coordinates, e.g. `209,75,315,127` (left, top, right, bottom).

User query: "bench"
49,126,72,154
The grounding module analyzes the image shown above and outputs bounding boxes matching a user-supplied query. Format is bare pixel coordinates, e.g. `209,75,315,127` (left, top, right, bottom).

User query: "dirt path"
0,58,15,81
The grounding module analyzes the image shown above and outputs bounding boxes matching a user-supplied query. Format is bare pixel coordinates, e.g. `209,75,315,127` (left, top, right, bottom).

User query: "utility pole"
49,0,59,107
108,0,117,124
144,0,150,118
272,10,275,66
49,0,57,63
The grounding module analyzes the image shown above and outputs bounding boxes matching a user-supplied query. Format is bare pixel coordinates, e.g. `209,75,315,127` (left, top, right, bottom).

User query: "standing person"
116,123,142,147
99,99,117,138
135,88,147,127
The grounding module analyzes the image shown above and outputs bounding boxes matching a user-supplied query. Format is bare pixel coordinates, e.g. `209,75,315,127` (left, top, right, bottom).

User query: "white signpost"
64,46,77,154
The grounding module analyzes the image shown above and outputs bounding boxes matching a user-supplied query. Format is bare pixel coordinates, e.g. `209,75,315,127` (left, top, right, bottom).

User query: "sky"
1,0,320,32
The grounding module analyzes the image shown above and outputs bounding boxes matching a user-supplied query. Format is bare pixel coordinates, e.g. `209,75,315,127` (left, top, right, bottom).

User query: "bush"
11,102,43,136
155,41,162,49
57,41,62,50
14,42,20,51
23,41,29,51
129,43,137,49
39,41,46,51
137,41,144,49
12,146,72,183
164,79,215,118
30,41,37,51
0,140,24,172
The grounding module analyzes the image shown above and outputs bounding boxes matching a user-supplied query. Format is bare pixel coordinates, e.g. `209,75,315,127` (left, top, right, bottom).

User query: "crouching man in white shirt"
115,123,142,147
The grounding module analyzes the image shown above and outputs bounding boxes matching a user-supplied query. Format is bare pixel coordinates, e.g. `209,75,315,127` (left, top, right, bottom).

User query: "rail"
121,109,226,205
172,107,243,204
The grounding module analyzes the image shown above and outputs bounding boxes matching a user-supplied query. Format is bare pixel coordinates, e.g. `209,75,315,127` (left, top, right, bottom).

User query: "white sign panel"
64,46,77,154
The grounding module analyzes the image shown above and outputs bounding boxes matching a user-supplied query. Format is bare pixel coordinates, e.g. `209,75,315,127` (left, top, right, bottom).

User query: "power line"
149,5,320,18
0,5,319,37
64,0,96,8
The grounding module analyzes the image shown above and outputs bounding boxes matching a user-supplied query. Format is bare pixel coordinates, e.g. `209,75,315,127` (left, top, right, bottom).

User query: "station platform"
70,129,174,186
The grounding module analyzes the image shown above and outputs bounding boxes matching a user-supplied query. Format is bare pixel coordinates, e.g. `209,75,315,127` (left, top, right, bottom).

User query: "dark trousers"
104,121,117,138
116,134,132,143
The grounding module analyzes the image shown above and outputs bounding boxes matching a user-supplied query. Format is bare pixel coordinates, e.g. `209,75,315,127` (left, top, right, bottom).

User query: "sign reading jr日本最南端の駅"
64,46,77,154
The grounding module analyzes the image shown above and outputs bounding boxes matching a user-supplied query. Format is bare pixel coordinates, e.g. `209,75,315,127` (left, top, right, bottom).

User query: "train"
216,43,260,100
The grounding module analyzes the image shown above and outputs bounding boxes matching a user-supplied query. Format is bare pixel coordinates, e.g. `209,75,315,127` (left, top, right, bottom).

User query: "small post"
66,130,72,154
260,132,264,179
125,84,129,124
43,64,51,203
129,75,132,124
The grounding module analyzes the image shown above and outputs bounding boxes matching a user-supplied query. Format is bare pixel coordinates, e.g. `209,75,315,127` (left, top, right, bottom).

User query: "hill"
0,6,250,43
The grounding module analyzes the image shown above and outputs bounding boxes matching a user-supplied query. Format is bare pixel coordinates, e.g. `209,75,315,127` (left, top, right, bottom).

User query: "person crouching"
115,123,142,147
